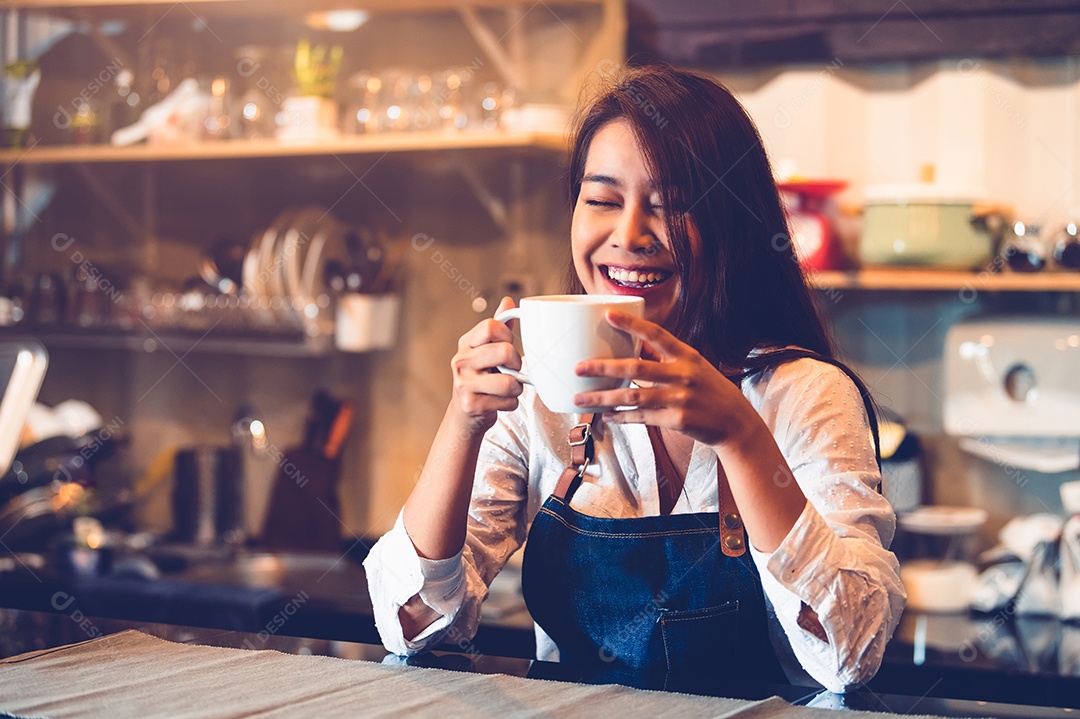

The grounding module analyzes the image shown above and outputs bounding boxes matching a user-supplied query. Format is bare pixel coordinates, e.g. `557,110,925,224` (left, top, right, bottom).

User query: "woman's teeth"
605,266,669,287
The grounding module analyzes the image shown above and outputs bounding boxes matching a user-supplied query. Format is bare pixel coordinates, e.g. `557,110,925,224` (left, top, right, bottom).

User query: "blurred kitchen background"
3,0,1080,628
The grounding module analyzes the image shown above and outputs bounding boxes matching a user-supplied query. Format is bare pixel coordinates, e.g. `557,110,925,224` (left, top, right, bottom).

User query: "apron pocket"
658,600,739,692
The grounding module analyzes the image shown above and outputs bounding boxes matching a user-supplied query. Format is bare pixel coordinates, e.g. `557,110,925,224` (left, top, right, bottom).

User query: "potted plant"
277,39,343,143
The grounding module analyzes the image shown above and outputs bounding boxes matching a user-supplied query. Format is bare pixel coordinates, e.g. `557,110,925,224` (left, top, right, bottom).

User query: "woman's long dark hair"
565,65,880,465
565,65,834,374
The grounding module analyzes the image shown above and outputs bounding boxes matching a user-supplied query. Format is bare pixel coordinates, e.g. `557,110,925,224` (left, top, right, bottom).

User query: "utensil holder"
334,293,400,352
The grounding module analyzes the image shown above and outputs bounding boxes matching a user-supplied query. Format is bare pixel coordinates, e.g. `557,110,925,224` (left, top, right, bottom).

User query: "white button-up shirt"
364,356,906,693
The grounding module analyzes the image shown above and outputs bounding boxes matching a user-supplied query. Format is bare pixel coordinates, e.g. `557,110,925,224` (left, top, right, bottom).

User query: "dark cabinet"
627,0,1080,69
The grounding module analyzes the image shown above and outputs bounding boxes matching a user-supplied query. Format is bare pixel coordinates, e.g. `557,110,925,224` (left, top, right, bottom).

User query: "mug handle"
493,308,529,384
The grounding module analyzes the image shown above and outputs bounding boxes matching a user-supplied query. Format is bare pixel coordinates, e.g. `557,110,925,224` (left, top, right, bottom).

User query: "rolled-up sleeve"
364,406,532,655
746,359,906,693
363,511,468,655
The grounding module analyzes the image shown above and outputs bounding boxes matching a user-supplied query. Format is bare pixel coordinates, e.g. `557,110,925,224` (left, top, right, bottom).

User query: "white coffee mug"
494,295,644,414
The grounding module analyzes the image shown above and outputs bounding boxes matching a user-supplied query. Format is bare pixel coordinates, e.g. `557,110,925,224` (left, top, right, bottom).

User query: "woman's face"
571,119,694,329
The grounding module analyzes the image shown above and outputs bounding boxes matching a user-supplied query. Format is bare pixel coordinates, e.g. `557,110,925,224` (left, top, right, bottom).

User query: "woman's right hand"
450,296,523,434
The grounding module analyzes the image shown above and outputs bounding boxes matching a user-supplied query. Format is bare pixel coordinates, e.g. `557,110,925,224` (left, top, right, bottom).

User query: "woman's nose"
612,204,658,253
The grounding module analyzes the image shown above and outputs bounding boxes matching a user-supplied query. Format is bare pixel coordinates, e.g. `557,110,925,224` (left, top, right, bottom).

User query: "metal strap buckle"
568,422,592,446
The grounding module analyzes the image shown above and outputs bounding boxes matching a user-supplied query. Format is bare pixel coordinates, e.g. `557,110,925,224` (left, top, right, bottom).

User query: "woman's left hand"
573,310,758,448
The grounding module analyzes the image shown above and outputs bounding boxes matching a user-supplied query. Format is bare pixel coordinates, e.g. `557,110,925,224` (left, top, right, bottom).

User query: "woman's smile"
600,264,674,289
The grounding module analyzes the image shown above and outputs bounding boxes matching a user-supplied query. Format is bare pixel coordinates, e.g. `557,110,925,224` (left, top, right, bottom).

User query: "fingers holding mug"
460,297,517,351
450,297,525,431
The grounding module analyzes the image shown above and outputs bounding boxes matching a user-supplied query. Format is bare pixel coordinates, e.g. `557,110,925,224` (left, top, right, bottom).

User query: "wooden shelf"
2,327,335,357
0,0,613,23
0,130,568,166
809,268,1080,293
3,0,601,16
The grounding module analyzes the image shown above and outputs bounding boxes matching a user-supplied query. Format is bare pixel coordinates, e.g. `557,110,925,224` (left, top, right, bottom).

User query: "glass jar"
342,72,379,135
1003,221,1047,273
201,75,235,141
1053,220,1080,270
70,98,103,145
434,68,469,131
234,45,281,140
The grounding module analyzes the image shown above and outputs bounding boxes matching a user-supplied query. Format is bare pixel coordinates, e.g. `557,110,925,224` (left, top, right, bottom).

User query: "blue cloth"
521,493,787,693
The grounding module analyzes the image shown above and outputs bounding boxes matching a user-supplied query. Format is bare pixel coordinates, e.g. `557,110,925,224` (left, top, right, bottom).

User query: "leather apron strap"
552,416,598,502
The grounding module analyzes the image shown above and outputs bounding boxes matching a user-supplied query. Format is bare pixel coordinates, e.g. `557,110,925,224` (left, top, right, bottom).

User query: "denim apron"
520,350,879,693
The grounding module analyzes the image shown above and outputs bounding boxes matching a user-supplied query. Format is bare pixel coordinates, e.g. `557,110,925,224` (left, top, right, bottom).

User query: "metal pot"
860,185,993,268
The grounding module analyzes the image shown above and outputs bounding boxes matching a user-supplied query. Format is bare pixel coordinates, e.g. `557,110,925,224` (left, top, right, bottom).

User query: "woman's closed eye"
581,194,680,221
583,199,669,214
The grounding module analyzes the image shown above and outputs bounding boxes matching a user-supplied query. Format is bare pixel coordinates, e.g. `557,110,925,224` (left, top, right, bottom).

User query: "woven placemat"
0,630,955,719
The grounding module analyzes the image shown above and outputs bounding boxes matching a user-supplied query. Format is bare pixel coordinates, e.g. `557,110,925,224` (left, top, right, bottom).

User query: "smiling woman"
364,65,904,696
